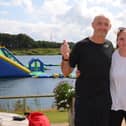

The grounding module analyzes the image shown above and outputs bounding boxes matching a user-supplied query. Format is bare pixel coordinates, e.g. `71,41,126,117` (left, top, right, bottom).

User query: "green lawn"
0,109,69,124
12,48,60,55
1,109,68,124
13,109,69,124
43,109,68,123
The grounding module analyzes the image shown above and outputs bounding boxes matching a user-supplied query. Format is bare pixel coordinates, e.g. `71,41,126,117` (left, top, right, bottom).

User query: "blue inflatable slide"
0,47,31,78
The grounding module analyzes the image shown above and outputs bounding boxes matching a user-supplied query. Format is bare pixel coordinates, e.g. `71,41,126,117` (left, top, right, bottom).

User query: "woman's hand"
76,70,80,78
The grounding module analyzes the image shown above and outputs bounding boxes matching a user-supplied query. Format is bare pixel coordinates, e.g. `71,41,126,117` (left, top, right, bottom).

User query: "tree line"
0,33,74,50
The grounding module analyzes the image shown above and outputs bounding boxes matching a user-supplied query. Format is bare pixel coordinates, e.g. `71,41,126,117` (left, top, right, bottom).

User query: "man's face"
92,16,111,37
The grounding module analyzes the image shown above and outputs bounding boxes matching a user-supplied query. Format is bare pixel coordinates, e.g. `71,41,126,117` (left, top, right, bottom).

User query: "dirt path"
51,123,69,126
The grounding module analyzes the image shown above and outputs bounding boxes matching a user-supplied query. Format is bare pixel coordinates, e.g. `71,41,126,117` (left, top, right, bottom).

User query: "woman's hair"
116,27,126,48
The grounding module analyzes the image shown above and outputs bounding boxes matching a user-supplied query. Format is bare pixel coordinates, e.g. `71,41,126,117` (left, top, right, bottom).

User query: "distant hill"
0,33,74,50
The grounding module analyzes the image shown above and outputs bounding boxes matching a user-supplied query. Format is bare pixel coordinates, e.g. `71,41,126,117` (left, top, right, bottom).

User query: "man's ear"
109,24,111,30
91,22,95,29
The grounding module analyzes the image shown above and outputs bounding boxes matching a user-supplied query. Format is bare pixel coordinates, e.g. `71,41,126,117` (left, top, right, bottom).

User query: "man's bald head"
92,15,111,25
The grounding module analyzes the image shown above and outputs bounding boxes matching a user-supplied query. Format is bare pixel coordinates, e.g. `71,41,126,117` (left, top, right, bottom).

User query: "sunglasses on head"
118,27,126,31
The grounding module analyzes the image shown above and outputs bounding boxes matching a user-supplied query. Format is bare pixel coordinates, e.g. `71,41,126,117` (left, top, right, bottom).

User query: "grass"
43,109,68,123
7,109,69,124
11,48,60,55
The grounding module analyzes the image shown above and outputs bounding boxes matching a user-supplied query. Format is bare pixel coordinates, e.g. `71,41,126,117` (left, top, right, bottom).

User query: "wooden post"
23,98,26,113
69,97,75,126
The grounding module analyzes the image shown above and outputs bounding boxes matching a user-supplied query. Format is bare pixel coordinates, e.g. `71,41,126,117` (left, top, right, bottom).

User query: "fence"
0,94,54,112
0,94,75,126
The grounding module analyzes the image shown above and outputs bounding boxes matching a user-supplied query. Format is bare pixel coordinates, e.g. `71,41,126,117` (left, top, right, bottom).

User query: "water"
0,55,75,110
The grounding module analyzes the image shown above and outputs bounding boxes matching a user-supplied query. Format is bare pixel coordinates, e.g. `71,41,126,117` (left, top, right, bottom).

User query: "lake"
0,55,75,111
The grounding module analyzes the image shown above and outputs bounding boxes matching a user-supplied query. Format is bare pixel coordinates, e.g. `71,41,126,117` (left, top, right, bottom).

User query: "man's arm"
60,40,73,77
61,59,73,77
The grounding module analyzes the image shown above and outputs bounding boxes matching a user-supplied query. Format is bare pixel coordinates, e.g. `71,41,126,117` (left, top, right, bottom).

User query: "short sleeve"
69,43,80,68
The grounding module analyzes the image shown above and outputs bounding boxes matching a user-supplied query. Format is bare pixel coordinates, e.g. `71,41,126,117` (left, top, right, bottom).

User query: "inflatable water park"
0,47,76,78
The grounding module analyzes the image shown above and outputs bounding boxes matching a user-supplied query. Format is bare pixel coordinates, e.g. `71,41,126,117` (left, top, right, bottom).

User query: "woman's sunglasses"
118,27,126,32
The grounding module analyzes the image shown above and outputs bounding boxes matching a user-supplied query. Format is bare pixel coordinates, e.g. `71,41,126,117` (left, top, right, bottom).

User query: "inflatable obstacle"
0,47,31,78
0,47,75,78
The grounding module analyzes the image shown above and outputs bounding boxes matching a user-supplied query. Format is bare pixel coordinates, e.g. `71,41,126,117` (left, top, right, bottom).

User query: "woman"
110,27,126,126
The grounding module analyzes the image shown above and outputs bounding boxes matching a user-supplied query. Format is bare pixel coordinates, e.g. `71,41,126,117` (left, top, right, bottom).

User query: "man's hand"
60,40,70,60
60,40,73,76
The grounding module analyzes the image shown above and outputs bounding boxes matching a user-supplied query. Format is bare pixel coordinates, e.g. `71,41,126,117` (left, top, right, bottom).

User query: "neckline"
88,38,105,46
117,49,126,58
89,37,105,45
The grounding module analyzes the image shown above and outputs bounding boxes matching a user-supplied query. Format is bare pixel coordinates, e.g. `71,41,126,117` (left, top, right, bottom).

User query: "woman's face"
117,31,126,50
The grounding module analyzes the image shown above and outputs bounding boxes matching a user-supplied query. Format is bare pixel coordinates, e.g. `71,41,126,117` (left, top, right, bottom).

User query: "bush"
53,81,75,110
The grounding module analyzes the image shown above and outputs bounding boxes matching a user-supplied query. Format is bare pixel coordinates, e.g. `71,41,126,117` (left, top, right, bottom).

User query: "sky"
0,0,126,46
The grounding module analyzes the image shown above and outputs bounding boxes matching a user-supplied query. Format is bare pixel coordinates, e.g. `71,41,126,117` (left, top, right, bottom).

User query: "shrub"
53,81,75,110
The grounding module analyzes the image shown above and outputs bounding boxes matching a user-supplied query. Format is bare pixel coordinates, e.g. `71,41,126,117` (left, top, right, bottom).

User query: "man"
60,15,114,126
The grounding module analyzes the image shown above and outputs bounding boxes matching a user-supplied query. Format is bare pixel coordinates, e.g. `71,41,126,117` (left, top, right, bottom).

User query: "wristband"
62,56,69,61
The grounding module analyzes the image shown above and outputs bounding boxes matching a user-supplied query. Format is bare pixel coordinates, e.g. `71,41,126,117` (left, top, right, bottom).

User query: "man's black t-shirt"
69,38,114,107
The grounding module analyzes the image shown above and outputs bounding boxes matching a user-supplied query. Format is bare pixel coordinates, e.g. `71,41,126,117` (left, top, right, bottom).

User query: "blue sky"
0,0,126,46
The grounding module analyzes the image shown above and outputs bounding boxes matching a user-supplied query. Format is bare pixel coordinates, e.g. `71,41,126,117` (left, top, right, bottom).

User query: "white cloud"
0,0,126,46
0,1,10,6
11,0,34,13
0,11,8,15
42,0,70,15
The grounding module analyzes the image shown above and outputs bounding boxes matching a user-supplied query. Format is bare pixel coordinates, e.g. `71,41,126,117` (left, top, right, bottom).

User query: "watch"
62,56,69,61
